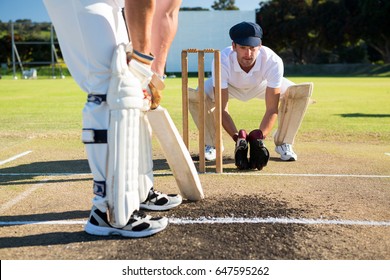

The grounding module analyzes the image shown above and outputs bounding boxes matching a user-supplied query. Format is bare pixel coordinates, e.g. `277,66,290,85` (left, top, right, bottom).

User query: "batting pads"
274,83,314,146
106,44,145,228
188,87,217,147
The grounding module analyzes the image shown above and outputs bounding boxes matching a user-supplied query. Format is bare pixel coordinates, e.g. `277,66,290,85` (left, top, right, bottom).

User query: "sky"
0,0,262,22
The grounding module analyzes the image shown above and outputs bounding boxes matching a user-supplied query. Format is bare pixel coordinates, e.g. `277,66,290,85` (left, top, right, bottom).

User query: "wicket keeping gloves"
248,129,269,170
127,45,165,110
234,129,249,170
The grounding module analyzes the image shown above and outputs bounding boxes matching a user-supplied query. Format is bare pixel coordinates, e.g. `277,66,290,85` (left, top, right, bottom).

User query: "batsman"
188,21,313,170
43,0,203,238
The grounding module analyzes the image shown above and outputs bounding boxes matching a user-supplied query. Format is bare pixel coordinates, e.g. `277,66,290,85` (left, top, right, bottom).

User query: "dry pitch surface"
1,134,389,260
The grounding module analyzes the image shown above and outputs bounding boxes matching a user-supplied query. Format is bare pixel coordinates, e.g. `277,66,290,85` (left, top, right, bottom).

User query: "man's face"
232,43,260,71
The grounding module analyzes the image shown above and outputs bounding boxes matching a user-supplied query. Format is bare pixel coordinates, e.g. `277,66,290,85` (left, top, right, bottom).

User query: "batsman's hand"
248,129,269,170
147,74,165,109
127,45,164,110
234,129,249,170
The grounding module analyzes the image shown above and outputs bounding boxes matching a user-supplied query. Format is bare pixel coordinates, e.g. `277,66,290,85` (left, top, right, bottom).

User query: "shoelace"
145,189,164,202
132,210,147,219
283,144,292,152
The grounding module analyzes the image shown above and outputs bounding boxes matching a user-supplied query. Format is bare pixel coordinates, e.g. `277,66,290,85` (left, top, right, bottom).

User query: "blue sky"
0,0,262,22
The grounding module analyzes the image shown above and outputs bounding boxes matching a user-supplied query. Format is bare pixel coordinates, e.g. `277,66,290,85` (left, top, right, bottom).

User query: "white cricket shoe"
205,145,216,161
140,188,182,211
275,143,297,161
84,206,168,238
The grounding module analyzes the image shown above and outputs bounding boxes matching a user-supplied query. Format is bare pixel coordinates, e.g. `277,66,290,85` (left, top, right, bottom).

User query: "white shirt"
210,45,285,101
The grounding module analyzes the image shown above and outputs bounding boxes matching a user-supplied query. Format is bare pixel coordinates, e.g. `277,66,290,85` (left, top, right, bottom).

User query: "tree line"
0,0,389,68
256,0,390,64
0,20,54,68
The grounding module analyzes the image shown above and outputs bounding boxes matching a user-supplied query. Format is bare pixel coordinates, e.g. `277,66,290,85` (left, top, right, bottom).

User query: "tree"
212,0,239,10
0,20,55,67
347,0,390,63
256,0,379,64
257,0,317,64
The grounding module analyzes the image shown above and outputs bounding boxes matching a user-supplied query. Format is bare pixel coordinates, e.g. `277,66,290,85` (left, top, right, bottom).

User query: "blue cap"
229,22,263,47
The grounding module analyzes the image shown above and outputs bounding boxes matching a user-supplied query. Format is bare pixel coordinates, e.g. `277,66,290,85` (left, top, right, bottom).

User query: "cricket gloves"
248,129,269,170
127,44,165,110
234,129,249,170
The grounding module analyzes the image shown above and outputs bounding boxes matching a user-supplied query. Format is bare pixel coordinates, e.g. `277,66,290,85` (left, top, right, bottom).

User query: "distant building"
166,10,256,73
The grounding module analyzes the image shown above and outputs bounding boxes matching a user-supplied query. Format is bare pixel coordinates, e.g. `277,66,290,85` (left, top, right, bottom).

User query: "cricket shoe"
84,206,168,238
205,145,216,161
275,143,297,161
140,188,182,211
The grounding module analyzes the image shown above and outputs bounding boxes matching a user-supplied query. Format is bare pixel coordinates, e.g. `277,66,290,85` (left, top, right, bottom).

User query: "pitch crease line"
212,172,390,178
159,172,390,178
1,217,390,227
0,179,49,213
0,172,389,179
0,173,91,176
0,151,32,166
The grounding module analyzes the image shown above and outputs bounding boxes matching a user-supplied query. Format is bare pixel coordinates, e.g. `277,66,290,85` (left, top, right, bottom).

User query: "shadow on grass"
338,113,390,118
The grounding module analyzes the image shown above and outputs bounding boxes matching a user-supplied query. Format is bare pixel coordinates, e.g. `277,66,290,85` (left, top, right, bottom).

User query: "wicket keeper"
188,21,313,170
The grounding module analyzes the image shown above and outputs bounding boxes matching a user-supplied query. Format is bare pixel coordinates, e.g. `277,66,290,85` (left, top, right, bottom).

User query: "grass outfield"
0,76,389,154
1,76,390,261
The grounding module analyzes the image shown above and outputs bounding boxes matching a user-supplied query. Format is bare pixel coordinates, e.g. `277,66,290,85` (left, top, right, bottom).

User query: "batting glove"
127,44,165,110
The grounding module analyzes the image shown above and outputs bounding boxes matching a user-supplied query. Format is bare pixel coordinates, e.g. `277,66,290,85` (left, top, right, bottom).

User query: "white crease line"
169,217,390,227
0,172,389,179
0,151,32,166
0,173,91,176
210,172,390,178
0,179,48,213
1,217,390,227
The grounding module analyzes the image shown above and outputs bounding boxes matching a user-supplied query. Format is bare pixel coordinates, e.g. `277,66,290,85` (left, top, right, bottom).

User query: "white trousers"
44,0,127,94
44,0,153,212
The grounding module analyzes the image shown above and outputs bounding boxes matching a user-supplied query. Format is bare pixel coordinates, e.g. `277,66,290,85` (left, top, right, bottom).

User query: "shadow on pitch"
0,154,291,185
0,159,91,185
0,195,308,253
0,158,184,185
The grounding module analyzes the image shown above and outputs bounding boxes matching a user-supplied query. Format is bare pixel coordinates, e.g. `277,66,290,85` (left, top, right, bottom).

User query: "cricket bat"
146,106,204,201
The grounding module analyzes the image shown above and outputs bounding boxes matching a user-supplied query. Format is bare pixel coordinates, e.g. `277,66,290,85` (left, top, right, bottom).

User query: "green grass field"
1,76,390,261
0,76,389,155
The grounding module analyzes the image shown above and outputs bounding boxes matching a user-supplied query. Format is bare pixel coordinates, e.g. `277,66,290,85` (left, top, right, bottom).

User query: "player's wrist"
249,129,265,140
233,129,248,142
132,50,154,66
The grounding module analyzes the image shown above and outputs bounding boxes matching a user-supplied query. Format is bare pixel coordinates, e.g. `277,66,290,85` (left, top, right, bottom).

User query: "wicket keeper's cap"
229,21,262,47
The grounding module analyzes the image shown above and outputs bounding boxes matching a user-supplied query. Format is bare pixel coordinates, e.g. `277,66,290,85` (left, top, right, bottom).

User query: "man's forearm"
124,0,155,54
259,111,278,138
222,111,238,140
